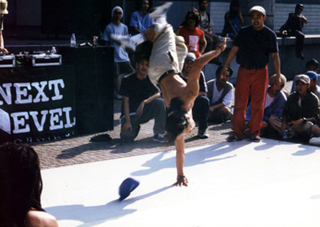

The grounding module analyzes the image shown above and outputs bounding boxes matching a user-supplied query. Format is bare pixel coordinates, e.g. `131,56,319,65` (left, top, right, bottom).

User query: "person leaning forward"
221,5,281,143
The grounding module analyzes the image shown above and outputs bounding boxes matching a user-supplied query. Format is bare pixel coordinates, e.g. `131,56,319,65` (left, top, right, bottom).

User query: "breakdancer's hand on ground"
173,175,188,187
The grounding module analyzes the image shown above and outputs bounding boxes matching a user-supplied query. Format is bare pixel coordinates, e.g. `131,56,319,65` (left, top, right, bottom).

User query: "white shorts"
148,23,188,87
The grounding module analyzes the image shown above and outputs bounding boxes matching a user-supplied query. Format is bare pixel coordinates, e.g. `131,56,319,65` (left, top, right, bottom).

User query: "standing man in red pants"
221,6,281,142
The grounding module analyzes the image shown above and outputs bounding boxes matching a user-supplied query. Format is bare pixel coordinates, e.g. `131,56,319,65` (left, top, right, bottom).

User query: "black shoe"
226,135,238,142
250,135,261,142
153,134,168,143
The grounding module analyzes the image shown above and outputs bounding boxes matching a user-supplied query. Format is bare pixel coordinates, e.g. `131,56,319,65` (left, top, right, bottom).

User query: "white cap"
185,52,196,62
249,6,266,16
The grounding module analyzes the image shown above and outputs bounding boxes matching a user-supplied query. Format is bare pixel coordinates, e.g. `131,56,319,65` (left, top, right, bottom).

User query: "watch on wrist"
303,117,307,122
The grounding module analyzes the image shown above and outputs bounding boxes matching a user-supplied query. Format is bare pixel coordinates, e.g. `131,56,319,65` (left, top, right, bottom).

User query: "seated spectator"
198,0,221,53
0,142,58,227
175,8,207,58
102,6,135,99
245,74,287,138
281,74,320,141
119,55,167,143
304,71,320,100
207,65,234,123
277,4,307,59
179,52,210,138
221,0,244,40
291,59,320,93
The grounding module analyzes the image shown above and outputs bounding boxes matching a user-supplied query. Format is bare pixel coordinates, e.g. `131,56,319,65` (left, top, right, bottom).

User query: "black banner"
0,65,76,143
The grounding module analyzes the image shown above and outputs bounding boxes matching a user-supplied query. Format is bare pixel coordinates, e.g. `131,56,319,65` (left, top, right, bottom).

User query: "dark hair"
306,58,319,69
216,65,233,78
183,8,200,27
229,0,240,18
136,0,152,11
295,3,303,12
165,97,188,145
136,55,149,64
198,0,208,5
0,143,44,227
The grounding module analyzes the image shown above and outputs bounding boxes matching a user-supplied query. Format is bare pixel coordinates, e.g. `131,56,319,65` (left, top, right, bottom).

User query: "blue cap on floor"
119,177,140,201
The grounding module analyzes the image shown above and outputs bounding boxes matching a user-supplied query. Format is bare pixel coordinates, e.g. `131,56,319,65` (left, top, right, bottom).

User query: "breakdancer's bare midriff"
159,73,195,112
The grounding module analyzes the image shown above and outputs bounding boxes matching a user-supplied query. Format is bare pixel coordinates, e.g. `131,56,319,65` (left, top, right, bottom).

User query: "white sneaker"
149,2,173,22
110,34,136,52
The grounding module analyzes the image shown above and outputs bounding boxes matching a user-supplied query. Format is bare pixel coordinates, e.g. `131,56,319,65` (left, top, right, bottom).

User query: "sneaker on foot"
226,135,238,142
250,135,261,142
198,130,209,139
110,34,136,52
153,134,167,143
149,2,173,22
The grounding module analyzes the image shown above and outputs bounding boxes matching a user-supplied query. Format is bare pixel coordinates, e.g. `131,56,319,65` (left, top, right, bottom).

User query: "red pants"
232,66,269,139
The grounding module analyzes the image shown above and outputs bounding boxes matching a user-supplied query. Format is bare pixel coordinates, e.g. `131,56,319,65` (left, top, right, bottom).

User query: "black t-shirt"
179,71,207,93
233,25,278,68
119,73,159,117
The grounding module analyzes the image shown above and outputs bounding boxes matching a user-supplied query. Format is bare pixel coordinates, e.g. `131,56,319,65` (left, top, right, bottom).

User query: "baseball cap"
185,52,196,62
118,177,140,201
305,71,318,81
0,0,8,14
249,6,266,16
296,74,310,84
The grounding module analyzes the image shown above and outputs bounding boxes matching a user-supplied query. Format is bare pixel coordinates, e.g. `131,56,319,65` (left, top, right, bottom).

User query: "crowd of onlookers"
101,0,319,146
1,1,319,225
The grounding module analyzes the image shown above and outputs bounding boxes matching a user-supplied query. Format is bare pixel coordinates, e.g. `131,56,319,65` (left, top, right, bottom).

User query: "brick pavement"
32,81,293,170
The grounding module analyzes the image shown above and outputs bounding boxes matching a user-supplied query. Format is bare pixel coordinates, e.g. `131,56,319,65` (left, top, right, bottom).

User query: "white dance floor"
41,138,320,227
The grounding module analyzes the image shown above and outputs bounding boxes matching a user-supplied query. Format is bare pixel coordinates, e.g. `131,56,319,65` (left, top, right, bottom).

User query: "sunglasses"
114,12,122,15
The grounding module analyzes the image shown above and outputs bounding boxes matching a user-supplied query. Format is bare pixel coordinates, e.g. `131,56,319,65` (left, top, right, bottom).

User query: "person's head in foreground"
295,3,303,14
268,73,286,96
0,142,57,227
216,65,233,85
184,8,200,28
166,97,195,144
295,74,310,96
306,58,319,73
249,6,266,31
305,71,318,91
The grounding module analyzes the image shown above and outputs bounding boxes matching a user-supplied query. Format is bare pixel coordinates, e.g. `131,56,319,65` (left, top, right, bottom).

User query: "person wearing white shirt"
207,66,234,123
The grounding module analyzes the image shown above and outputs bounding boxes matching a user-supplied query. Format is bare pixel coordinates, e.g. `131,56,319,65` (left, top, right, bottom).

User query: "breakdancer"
112,2,226,186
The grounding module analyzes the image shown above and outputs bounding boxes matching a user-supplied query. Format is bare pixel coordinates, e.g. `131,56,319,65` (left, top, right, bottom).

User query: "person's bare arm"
26,210,58,227
0,31,8,54
173,134,188,186
187,39,227,99
209,102,225,112
121,96,132,133
199,34,207,56
271,52,281,84
220,45,238,79
136,92,161,116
